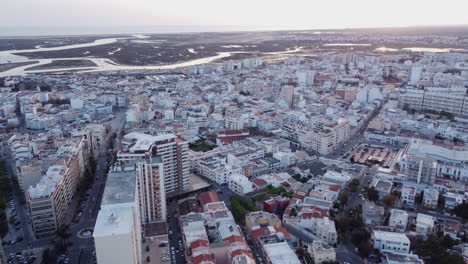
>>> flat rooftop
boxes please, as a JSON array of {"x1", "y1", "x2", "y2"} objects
[
  {"x1": 101, "y1": 162, "x2": 138, "y2": 205},
  {"x1": 263, "y1": 242, "x2": 301, "y2": 264},
  {"x1": 144, "y1": 222, "x2": 168, "y2": 237},
  {"x1": 94, "y1": 203, "x2": 134, "y2": 237},
  {"x1": 28, "y1": 165, "x2": 67, "y2": 199},
  {"x1": 124, "y1": 132, "x2": 176, "y2": 153}
]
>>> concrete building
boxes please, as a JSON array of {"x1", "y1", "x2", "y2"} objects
[
  {"x1": 382, "y1": 251, "x2": 424, "y2": 264},
  {"x1": 26, "y1": 137, "x2": 89, "y2": 238},
  {"x1": 388, "y1": 209, "x2": 408, "y2": 232},
  {"x1": 398, "y1": 87, "x2": 468, "y2": 116},
  {"x1": 136, "y1": 156, "x2": 166, "y2": 224},
  {"x1": 225, "y1": 116, "x2": 244, "y2": 130},
  {"x1": 409, "y1": 66, "x2": 423, "y2": 85},
  {"x1": 117, "y1": 132, "x2": 190, "y2": 193},
  {"x1": 86, "y1": 124, "x2": 106, "y2": 156},
  {"x1": 245, "y1": 211, "x2": 281, "y2": 232},
  {"x1": 444, "y1": 192, "x2": 464, "y2": 210},
  {"x1": 297, "y1": 71, "x2": 315, "y2": 87},
  {"x1": 280, "y1": 85, "x2": 295, "y2": 108},
  {"x1": 308, "y1": 240, "x2": 336, "y2": 264},
  {"x1": 394, "y1": 139, "x2": 468, "y2": 184},
  {"x1": 415, "y1": 213, "x2": 435, "y2": 236},
  {"x1": 16, "y1": 162, "x2": 43, "y2": 192},
  {"x1": 302, "y1": 118, "x2": 351, "y2": 155},
  {"x1": 401, "y1": 185, "x2": 417, "y2": 206},
  {"x1": 262, "y1": 241, "x2": 301, "y2": 264},
  {"x1": 423, "y1": 188, "x2": 439, "y2": 209},
  {"x1": 26, "y1": 165, "x2": 68, "y2": 238},
  {"x1": 362, "y1": 201, "x2": 385, "y2": 225},
  {"x1": 229, "y1": 173, "x2": 253, "y2": 195},
  {"x1": 371, "y1": 230, "x2": 410, "y2": 254},
  {"x1": 94, "y1": 162, "x2": 142, "y2": 264}
]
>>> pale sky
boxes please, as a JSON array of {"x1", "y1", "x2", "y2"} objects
[{"x1": 2, "y1": 0, "x2": 468, "y2": 30}]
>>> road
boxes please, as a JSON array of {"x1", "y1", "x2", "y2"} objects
[
  {"x1": 1, "y1": 143, "x2": 51, "y2": 263},
  {"x1": 167, "y1": 200, "x2": 186, "y2": 264},
  {"x1": 66, "y1": 110, "x2": 127, "y2": 264},
  {"x1": 1, "y1": 110, "x2": 126, "y2": 264}
]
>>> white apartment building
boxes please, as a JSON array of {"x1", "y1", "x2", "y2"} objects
[
  {"x1": 388, "y1": 209, "x2": 408, "y2": 232},
  {"x1": 302, "y1": 118, "x2": 351, "y2": 155},
  {"x1": 398, "y1": 87, "x2": 468, "y2": 116},
  {"x1": 308, "y1": 240, "x2": 336, "y2": 264},
  {"x1": 415, "y1": 213, "x2": 435, "y2": 236},
  {"x1": 229, "y1": 173, "x2": 253, "y2": 195},
  {"x1": 401, "y1": 186, "x2": 417, "y2": 206},
  {"x1": 117, "y1": 132, "x2": 190, "y2": 193},
  {"x1": 94, "y1": 163, "x2": 142, "y2": 264},
  {"x1": 280, "y1": 85, "x2": 295, "y2": 108},
  {"x1": 26, "y1": 137, "x2": 90, "y2": 238},
  {"x1": 397, "y1": 139, "x2": 468, "y2": 182},
  {"x1": 225, "y1": 116, "x2": 245, "y2": 130},
  {"x1": 423, "y1": 188, "x2": 439, "y2": 209},
  {"x1": 372, "y1": 231, "x2": 410, "y2": 254}
]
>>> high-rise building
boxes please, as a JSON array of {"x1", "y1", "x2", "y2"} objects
[
  {"x1": 117, "y1": 132, "x2": 190, "y2": 193},
  {"x1": 398, "y1": 87, "x2": 468, "y2": 117},
  {"x1": 297, "y1": 70, "x2": 315, "y2": 87},
  {"x1": 409, "y1": 66, "x2": 423, "y2": 85},
  {"x1": 394, "y1": 139, "x2": 465, "y2": 185},
  {"x1": 280, "y1": 85, "x2": 295, "y2": 108},
  {"x1": 94, "y1": 162, "x2": 142, "y2": 264},
  {"x1": 26, "y1": 137, "x2": 89, "y2": 238},
  {"x1": 136, "y1": 156, "x2": 166, "y2": 224},
  {"x1": 85, "y1": 124, "x2": 106, "y2": 157}
]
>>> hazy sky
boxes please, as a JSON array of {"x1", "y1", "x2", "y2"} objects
[{"x1": 2, "y1": 0, "x2": 468, "y2": 30}]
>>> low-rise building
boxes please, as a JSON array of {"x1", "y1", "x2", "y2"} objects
[
  {"x1": 388, "y1": 209, "x2": 408, "y2": 232},
  {"x1": 444, "y1": 192, "x2": 464, "y2": 210},
  {"x1": 382, "y1": 251, "x2": 424, "y2": 264},
  {"x1": 245, "y1": 211, "x2": 281, "y2": 232},
  {"x1": 308, "y1": 240, "x2": 336, "y2": 264},
  {"x1": 401, "y1": 186, "x2": 416, "y2": 206},
  {"x1": 362, "y1": 201, "x2": 385, "y2": 225},
  {"x1": 229, "y1": 173, "x2": 253, "y2": 195},
  {"x1": 371, "y1": 230, "x2": 410, "y2": 254},
  {"x1": 415, "y1": 213, "x2": 435, "y2": 236},
  {"x1": 423, "y1": 188, "x2": 439, "y2": 209},
  {"x1": 262, "y1": 241, "x2": 301, "y2": 264}
]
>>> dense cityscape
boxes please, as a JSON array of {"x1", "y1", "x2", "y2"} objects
[{"x1": 0, "y1": 28, "x2": 468, "y2": 264}]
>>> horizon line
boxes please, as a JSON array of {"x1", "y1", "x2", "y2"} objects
[{"x1": 1, "y1": 23, "x2": 468, "y2": 38}]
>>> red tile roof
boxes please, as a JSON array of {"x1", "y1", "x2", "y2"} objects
[
  {"x1": 230, "y1": 248, "x2": 254, "y2": 259},
  {"x1": 192, "y1": 253, "x2": 215, "y2": 264},
  {"x1": 250, "y1": 226, "x2": 292, "y2": 243},
  {"x1": 223, "y1": 235, "x2": 245, "y2": 245},
  {"x1": 199, "y1": 190, "x2": 220, "y2": 207},
  {"x1": 190, "y1": 239, "x2": 209, "y2": 250},
  {"x1": 218, "y1": 130, "x2": 249, "y2": 135},
  {"x1": 251, "y1": 179, "x2": 268, "y2": 188}
]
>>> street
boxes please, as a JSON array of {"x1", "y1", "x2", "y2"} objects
[{"x1": 1, "y1": 111, "x2": 126, "y2": 264}]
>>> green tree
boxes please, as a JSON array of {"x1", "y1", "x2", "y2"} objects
[
  {"x1": 367, "y1": 187, "x2": 379, "y2": 202},
  {"x1": 453, "y1": 202, "x2": 468, "y2": 220},
  {"x1": 383, "y1": 194, "x2": 396, "y2": 208},
  {"x1": 349, "y1": 179, "x2": 360, "y2": 193},
  {"x1": 339, "y1": 190, "x2": 349, "y2": 207}
]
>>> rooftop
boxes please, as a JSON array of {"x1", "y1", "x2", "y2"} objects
[
  {"x1": 94, "y1": 203, "x2": 134, "y2": 237},
  {"x1": 28, "y1": 164, "x2": 66, "y2": 199},
  {"x1": 101, "y1": 162, "x2": 138, "y2": 205},
  {"x1": 262, "y1": 241, "x2": 301, "y2": 264}
]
